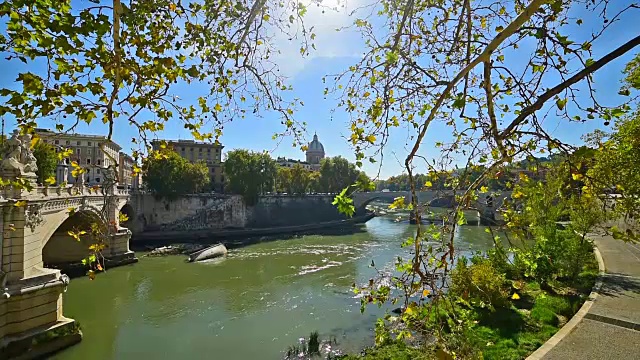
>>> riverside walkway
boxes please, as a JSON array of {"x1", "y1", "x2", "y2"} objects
[{"x1": 528, "y1": 234, "x2": 640, "y2": 359}]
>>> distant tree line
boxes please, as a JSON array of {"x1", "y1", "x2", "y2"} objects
[
  {"x1": 224, "y1": 149, "x2": 373, "y2": 205},
  {"x1": 375, "y1": 156, "x2": 564, "y2": 192}
]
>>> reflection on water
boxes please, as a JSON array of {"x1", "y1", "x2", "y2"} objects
[{"x1": 55, "y1": 212, "x2": 495, "y2": 360}]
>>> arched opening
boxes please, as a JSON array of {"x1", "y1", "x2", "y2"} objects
[
  {"x1": 119, "y1": 203, "x2": 134, "y2": 228},
  {"x1": 43, "y1": 210, "x2": 106, "y2": 268}
]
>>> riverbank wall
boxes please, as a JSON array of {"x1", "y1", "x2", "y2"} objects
[{"x1": 129, "y1": 193, "x2": 352, "y2": 242}]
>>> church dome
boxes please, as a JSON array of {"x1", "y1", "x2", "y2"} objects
[{"x1": 307, "y1": 134, "x2": 324, "y2": 153}]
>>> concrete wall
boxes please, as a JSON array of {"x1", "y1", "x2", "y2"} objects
[
  {"x1": 131, "y1": 194, "x2": 246, "y2": 232},
  {"x1": 245, "y1": 195, "x2": 345, "y2": 228},
  {"x1": 130, "y1": 194, "x2": 347, "y2": 232}
]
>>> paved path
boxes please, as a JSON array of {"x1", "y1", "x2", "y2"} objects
[{"x1": 532, "y1": 234, "x2": 640, "y2": 359}]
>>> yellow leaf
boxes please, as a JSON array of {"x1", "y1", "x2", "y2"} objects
[
  {"x1": 480, "y1": 186, "x2": 488, "y2": 193},
  {"x1": 511, "y1": 293, "x2": 520, "y2": 300},
  {"x1": 169, "y1": 2, "x2": 176, "y2": 11},
  {"x1": 363, "y1": 91, "x2": 371, "y2": 98},
  {"x1": 571, "y1": 173, "x2": 583, "y2": 181},
  {"x1": 512, "y1": 190, "x2": 524, "y2": 199},
  {"x1": 404, "y1": 306, "x2": 415, "y2": 316},
  {"x1": 481, "y1": 17, "x2": 487, "y2": 29},
  {"x1": 45, "y1": 176, "x2": 56, "y2": 185},
  {"x1": 422, "y1": 289, "x2": 430, "y2": 297},
  {"x1": 214, "y1": 103, "x2": 222, "y2": 112},
  {"x1": 30, "y1": 136, "x2": 39, "y2": 149},
  {"x1": 262, "y1": 14, "x2": 270, "y2": 21},
  {"x1": 365, "y1": 134, "x2": 376, "y2": 144},
  {"x1": 425, "y1": 181, "x2": 433, "y2": 188},
  {"x1": 14, "y1": 200, "x2": 27, "y2": 207},
  {"x1": 88, "y1": 270, "x2": 96, "y2": 280}
]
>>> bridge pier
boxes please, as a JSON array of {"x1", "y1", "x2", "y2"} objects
[{"x1": 0, "y1": 185, "x2": 135, "y2": 356}]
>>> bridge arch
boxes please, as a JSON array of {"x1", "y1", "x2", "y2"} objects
[
  {"x1": 119, "y1": 202, "x2": 135, "y2": 228},
  {"x1": 42, "y1": 207, "x2": 107, "y2": 267}
]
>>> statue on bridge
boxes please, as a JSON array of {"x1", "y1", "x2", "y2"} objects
[{"x1": 1, "y1": 131, "x2": 38, "y2": 180}]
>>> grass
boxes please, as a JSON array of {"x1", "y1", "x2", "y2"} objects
[{"x1": 338, "y1": 343, "x2": 433, "y2": 360}]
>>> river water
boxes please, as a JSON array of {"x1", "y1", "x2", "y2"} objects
[{"x1": 55, "y1": 210, "x2": 496, "y2": 360}]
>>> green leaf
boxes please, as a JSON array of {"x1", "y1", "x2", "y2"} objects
[{"x1": 556, "y1": 98, "x2": 567, "y2": 111}]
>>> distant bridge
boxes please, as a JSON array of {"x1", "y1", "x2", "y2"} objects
[{"x1": 353, "y1": 190, "x2": 512, "y2": 214}]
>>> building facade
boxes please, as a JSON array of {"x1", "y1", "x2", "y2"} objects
[
  {"x1": 118, "y1": 152, "x2": 135, "y2": 188},
  {"x1": 276, "y1": 157, "x2": 313, "y2": 171},
  {"x1": 275, "y1": 133, "x2": 326, "y2": 172},
  {"x1": 35, "y1": 129, "x2": 123, "y2": 186},
  {"x1": 305, "y1": 133, "x2": 325, "y2": 170},
  {"x1": 151, "y1": 139, "x2": 224, "y2": 192}
]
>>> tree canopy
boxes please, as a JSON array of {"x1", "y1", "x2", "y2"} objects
[
  {"x1": 276, "y1": 164, "x2": 316, "y2": 195},
  {"x1": 224, "y1": 149, "x2": 278, "y2": 205},
  {"x1": 318, "y1": 156, "x2": 365, "y2": 193},
  {"x1": 32, "y1": 140, "x2": 58, "y2": 185},
  {"x1": 142, "y1": 150, "x2": 210, "y2": 198}
]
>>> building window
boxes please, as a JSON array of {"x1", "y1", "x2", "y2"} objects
[
  {"x1": 77, "y1": 141, "x2": 81, "y2": 146},
  {"x1": 96, "y1": 178, "x2": 100, "y2": 183},
  {"x1": 88, "y1": 142, "x2": 92, "y2": 146},
  {"x1": 199, "y1": 148, "x2": 202, "y2": 152},
  {"x1": 55, "y1": 140, "x2": 59, "y2": 145},
  {"x1": 181, "y1": 147, "x2": 185, "y2": 151},
  {"x1": 88, "y1": 149, "x2": 92, "y2": 155},
  {"x1": 207, "y1": 148, "x2": 211, "y2": 153},
  {"x1": 76, "y1": 148, "x2": 80, "y2": 155},
  {"x1": 97, "y1": 169, "x2": 100, "y2": 174},
  {"x1": 97, "y1": 159, "x2": 101, "y2": 165},
  {"x1": 66, "y1": 140, "x2": 70, "y2": 145},
  {"x1": 86, "y1": 159, "x2": 91, "y2": 164}
]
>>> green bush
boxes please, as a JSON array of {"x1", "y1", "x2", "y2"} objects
[
  {"x1": 534, "y1": 295, "x2": 572, "y2": 317},
  {"x1": 514, "y1": 229, "x2": 593, "y2": 285},
  {"x1": 530, "y1": 307, "x2": 558, "y2": 326},
  {"x1": 451, "y1": 258, "x2": 510, "y2": 309}
]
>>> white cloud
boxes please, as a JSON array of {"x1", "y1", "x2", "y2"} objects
[{"x1": 268, "y1": 0, "x2": 366, "y2": 77}]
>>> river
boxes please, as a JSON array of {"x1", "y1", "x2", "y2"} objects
[{"x1": 54, "y1": 210, "x2": 497, "y2": 360}]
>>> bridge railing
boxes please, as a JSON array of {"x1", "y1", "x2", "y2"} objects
[{"x1": 0, "y1": 183, "x2": 133, "y2": 203}]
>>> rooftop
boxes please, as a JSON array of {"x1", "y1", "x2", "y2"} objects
[
  {"x1": 152, "y1": 139, "x2": 224, "y2": 148},
  {"x1": 35, "y1": 129, "x2": 122, "y2": 150}
]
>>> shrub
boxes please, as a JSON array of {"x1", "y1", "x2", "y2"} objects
[
  {"x1": 514, "y1": 229, "x2": 593, "y2": 285},
  {"x1": 451, "y1": 258, "x2": 510, "y2": 309},
  {"x1": 530, "y1": 307, "x2": 558, "y2": 326},
  {"x1": 534, "y1": 295, "x2": 572, "y2": 317}
]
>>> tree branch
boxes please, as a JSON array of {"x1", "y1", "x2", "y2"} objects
[{"x1": 499, "y1": 33, "x2": 640, "y2": 138}]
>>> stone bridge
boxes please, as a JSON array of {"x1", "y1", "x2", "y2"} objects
[
  {"x1": 0, "y1": 132, "x2": 136, "y2": 355},
  {"x1": 353, "y1": 190, "x2": 512, "y2": 215}
]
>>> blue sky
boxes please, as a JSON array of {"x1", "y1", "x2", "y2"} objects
[{"x1": 1, "y1": 0, "x2": 639, "y2": 179}]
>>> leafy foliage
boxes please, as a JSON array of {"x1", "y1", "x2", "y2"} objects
[
  {"x1": 451, "y1": 258, "x2": 510, "y2": 310},
  {"x1": 276, "y1": 164, "x2": 316, "y2": 195},
  {"x1": 318, "y1": 156, "x2": 364, "y2": 193},
  {"x1": 32, "y1": 139, "x2": 58, "y2": 185},
  {"x1": 142, "y1": 150, "x2": 210, "y2": 198},
  {"x1": 0, "y1": 0, "x2": 312, "y2": 148},
  {"x1": 223, "y1": 149, "x2": 277, "y2": 205},
  {"x1": 587, "y1": 113, "x2": 640, "y2": 241}
]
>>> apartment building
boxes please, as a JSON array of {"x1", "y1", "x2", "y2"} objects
[
  {"x1": 118, "y1": 152, "x2": 135, "y2": 188},
  {"x1": 151, "y1": 139, "x2": 224, "y2": 192},
  {"x1": 35, "y1": 129, "x2": 123, "y2": 186},
  {"x1": 276, "y1": 157, "x2": 313, "y2": 171}
]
